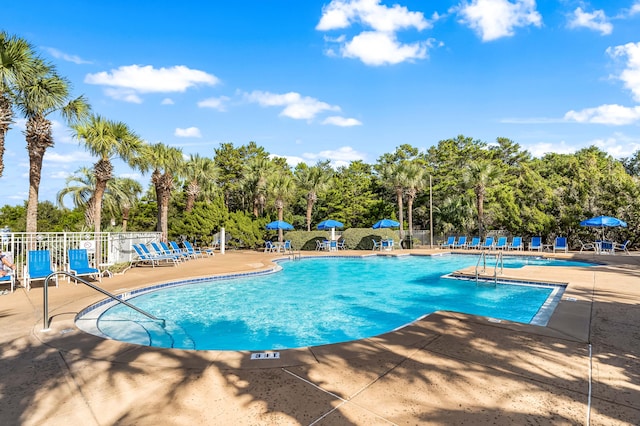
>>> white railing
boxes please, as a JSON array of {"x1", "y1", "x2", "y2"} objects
[{"x1": 1, "y1": 231, "x2": 162, "y2": 282}]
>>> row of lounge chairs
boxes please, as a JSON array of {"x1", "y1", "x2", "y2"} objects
[
  {"x1": 132, "y1": 240, "x2": 213, "y2": 267},
  {"x1": 440, "y1": 236, "x2": 569, "y2": 252},
  {"x1": 0, "y1": 240, "x2": 215, "y2": 293}
]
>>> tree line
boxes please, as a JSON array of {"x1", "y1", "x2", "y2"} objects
[{"x1": 2, "y1": 32, "x2": 639, "y2": 249}]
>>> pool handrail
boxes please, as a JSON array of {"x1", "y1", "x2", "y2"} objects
[{"x1": 41, "y1": 271, "x2": 165, "y2": 331}]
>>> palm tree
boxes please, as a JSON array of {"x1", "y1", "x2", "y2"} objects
[
  {"x1": 56, "y1": 166, "x2": 95, "y2": 225},
  {"x1": 71, "y1": 115, "x2": 143, "y2": 233},
  {"x1": 380, "y1": 162, "x2": 407, "y2": 237},
  {"x1": 403, "y1": 162, "x2": 426, "y2": 238},
  {"x1": 14, "y1": 60, "x2": 90, "y2": 232},
  {"x1": 57, "y1": 168, "x2": 143, "y2": 231},
  {"x1": 108, "y1": 177, "x2": 142, "y2": 231},
  {"x1": 184, "y1": 154, "x2": 217, "y2": 212},
  {"x1": 294, "y1": 161, "x2": 333, "y2": 231},
  {"x1": 463, "y1": 160, "x2": 501, "y2": 237},
  {"x1": 0, "y1": 31, "x2": 37, "y2": 178},
  {"x1": 138, "y1": 142, "x2": 184, "y2": 241},
  {"x1": 241, "y1": 156, "x2": 275, "y2": 217},
  {"x1": 267, "y1": 171, "x2": 295, "y2": 242}
]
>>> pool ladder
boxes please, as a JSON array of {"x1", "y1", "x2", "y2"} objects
[
  {"x1": 475, "y1": 250, "x2": 504, "y2": 285},
  {"x1": 288, "y1": 250, "x2": 302, "y2": 261}
]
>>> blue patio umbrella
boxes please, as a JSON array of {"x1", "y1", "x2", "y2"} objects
[
  {"x1": 317, "y1": 219, "x2": 344, "y2": 240},
  {"x1": 317, "y1": 219, "x2": 344, "y2": 230},
  {"x1": 372, "y1": 219, "x2": 400, "y2": 229},
  {"x1": 265, "y1": 220, "x2": 294, "y2": 230},
  {"x1": 580, "y1": 215, "x2": 627, "y2": 240}
]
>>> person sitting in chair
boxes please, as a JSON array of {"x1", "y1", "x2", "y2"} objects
[{"x1": 0, "y1": 250, "x2": 15, "y2": 276}]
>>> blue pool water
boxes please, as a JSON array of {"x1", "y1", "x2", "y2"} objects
[{"x1": 86, "y1": 255, "x2": 592, "y2": 351}]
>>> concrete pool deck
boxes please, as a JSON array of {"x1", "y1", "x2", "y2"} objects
[{"x1": 0, "y1": 249, "x2": 638, "y2": 425}]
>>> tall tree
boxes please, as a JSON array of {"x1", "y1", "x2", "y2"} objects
[
  {"x1": 57, "y1": 168, "x2": 142, "y2": 231},
  {"x1": 267, "y1": 171, "x2": 295, "y2": 242},
  {"x1": 72, "y1": 115, "x2": 143, "y2": 233},
  {"x1": 140, "y1": 143, "x2": 184, "y2": 241},
  {"x1": 15, "y1": 60, "x2": 90, "y2": 232},
  {"x1": 106, "y1": 177, "x2": 142, "y2": 231},
  {"x1": 183, "y1": 154, "x2": 217, "y2": 213},
  {"x1": 379, "y1": 162, "x2": 407, "y2": 236},
  {"x1": 463, "y1": 160, "x2": 501, "y2": 237},
  {"x1": 241, "y1": 156, "x2": 275, "y2": 217},
  {"x1": 0, "y1": 31, "x2": 37, "y2": 178},
  {"x1": 294, "y1": 160, "x2": 333, "y2": 231},
  {"x1": 403, "y1": 161, "x2": 426, "y2": 237}
]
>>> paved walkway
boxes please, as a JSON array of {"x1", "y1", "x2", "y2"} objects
[{"x1": 0, "y1": 249, "x2": 638, "y2": 425}]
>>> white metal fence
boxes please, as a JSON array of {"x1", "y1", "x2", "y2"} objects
[{"x1": 1, "y1": 231, "x2": 162, "y2": 281}]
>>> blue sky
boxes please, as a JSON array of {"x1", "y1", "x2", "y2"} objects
[{"x1": 2, "y1": 0, "x2": 640, "y2": 206}]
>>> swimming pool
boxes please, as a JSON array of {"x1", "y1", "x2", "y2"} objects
[{"x1": 77, "y1": 254, "x2": 593, "y2": 351}]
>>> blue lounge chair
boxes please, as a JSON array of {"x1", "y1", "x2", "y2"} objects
[
  {"x1": 467, "y1": 237, "x2": 481, "y2": 249},
  {"x1": 372, "y1": 239, "x2": 381, "y2": 251},
  {"x1": 381, "y1": 239, "x2": 393, "y2": 251},
  {"x1": 161, "y1": 241, "x2": 188, "y2": 260},
  {"x1": 453, "y1": 236, "x2": 467, "y2": 249},
  {"x1": 264, "y1": 241, "x2": 277, "y2": 253},
  {"x1": 613, "y1": 240, "x2": 630, "y2": 255},
  {"x1": 508, "y1": 237, "x2": 523, "y2": 251},
  {"x1": 337, "y1": 239, "x2": 347, "y2": 250},
  {"x1": 68, "y1": 249, "x2": 101, "y2": 283},
  {"x1": 25, "y1": 249, "x2": 57, "y2": 291},
  {"x1": 150, "y1": 242, "x2": 182, "y2": 263},
  {"x1": 440, "y1": 236, "x2": 456, "y2": 249},
  {"x1": 553, "y1": 237, "x2": 568, "y2": 253},
  {"x1": 529, "y1": 237, "x2": 542, "y2": 251},
  {"x1": 183, "y1": 241, "x2": 205, "y2": 258},
  {"x1": 282, "y1": 240, "x2": 293, "y2": 253},
  {"x1": 481, "y1": 237, "x2": 494, "y2": 249},
  {"x1": 495, "y1": 237, "x2": 508, "y2": 250},
  {"x1": 134, "y1": 244, "x2": 178, "y2": 267},
  {"x1": 168, "y1": 241, "x2": 190, "y2": 260}
]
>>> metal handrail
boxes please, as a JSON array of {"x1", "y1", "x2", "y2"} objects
[
  {"x1": 42, "y1": 271, "x2": 165, "y2": 330},
  {"x1": 475, "y1": 251, "x2": 487, "y2": 282},
  {"x1": 493, "y1": 251, "x2": 504, "y2": 284},
  {"x1": 476, "y1": 250, "x2": 503, "y2": 285}
]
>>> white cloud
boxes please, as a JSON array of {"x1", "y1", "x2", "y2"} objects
[
  {"x1": 567, "y1": 7, "x2": 612, "y2": 35},
  {"x1": 457, "y1": 0, "x2": 542, "y2": 42},
  {"x1": 322, "y1": 116, "x2": 363, "y2": 126},
  {"x1": 631, "y1": 1, "x2": 640, "y2": 16},
  {"x1": 43, "y1": 47, "x2": 92, "y2": 64},
  {"x1": 591, "y1": 134, "x2": 640, "y2": 158},
  {"x1": 85, "y1": 65, "x2": 219, "y2": 102},
  {"x1": 527, "y1": 141, "x2": 576, "y2": 157},
  {"x1": 564, "y1": 104, "x2": 640, "y2": 125},
  {"x1": 244, "y1": 91, "x2": 340, "y2": 120},
  {"x1": 302, "y1": 146, "x2": 367, "y2": 167},
  {"x1": 342, "y1": 31, "x2": 431, "y2": 65},
  {"x1": 49, "y1": 170, "x2": 72, "y2": 179},
  {"x1": 317, "y1": 0, "x2": 434, "y2": 66},
  {"x1": 104, "y1": 88, "x2": 143, "y2": 104},
  {"x1": 607, "y1": 42, "x2": 640, "y2": 102},
  {"x1": 174, "y1": 127, "x2": 202, "y2": 138},
  {"x1": 45, "y1": 151, "x2": 94, "y2": 163},
  {"x1": 161, "y1": 98, "x2": 174, "y2": 105},
  {"x1": 270, "y1": 154, "x2": 306, "y2": 167},
  {"x1": 197, "y1": 96, "x2": 230, "y2": 111},
  {"x1": 317, "y1": 0, "x2": 430, "y2": 32}
]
